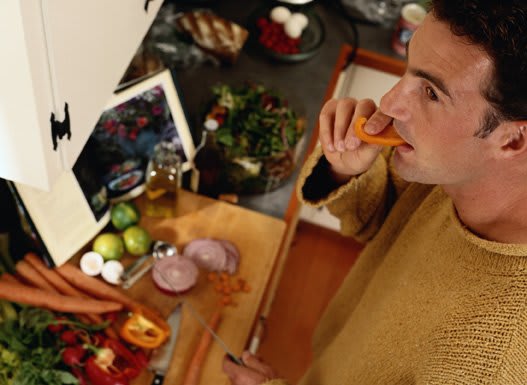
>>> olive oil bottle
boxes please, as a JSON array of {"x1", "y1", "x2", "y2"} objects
[{"x1": 145, "y1": 141, "x2": 182, "y2": 217}]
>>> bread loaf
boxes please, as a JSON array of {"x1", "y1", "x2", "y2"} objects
[{"x1": 176, "y1": 11, "x2": 249, "y2": 64}]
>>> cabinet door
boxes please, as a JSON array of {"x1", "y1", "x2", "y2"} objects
[
  {"x1": 0, "y1": 0, "x2": 161, "y2": 190},
  {"x1": 0, "y1": 0, "x2": 63, "y2": 190},
  {"x1": 42, "y1": 0, "x2": 162, "y2": 170}
]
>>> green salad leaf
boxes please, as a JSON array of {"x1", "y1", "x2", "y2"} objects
[
  {"x1": 0, "y1": 305, "x2": 79, "y2": 385},
  {"x1": 209, "y1": 83, "x2": 305, "y2": 159}
]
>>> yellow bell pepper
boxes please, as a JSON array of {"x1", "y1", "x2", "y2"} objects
[{"x1": 120, "y1": 312, "x2": 170, "y2": 349}]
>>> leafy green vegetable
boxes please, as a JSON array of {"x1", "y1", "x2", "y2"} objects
[
  {"x1": 0, "y1": 346, "x2": 20, "y2": 385},
  {"x1": 0, "y1": 305, "x2": 87, "y2": 385},
  {"x1": 209, "y1": 83, "x2": 305, "y2": 159}
]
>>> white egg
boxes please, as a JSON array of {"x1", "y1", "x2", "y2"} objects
[
  {"x1": 270, "y1": 6, "x2": 291, "y2": 24},
  {"x1": 290, "y1": 13, "x2": 309, "y2": 30},
  {"x1": 284, "y1": 18, "x2": 303, "y2": 39}
]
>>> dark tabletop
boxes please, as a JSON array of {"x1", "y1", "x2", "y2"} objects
[{"x1": 172, "y1": 0, "x2": 402, "y2": 218}]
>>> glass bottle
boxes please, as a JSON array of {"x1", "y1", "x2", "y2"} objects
[
  {"x1": 191, "y1": 119, "x2": 224, "y2": 198},
  {"x1": 145, "y1": 141, "x2": 182, "y2": 217}
]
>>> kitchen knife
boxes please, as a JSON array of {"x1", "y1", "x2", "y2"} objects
[
  {"x1": 153, "y1": 265, "x2": 245, "y2": 366},
  {"x1": 148, "y1": 303, "x2": 183, "y2": 385}
]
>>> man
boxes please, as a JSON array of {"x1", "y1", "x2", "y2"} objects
[{"x1": 224, "y1": 1, "x2": 527, "y2": 384}]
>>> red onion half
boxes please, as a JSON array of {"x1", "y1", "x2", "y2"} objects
[
  {"x1": 152, "y1": 255, "x2": 199, "y2": 294},
  {"x1": 184, "y1": 238, "x2": 240, "y2": 274}
]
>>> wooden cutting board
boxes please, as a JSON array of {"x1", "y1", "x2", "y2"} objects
[{"x1": 127, "y1": 189, "x2": 286, "y2": 385}]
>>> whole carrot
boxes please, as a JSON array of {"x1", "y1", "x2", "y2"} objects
[
  {"x1": 0, "y1": 272, "x2": 22, "y2": 284},
  {"x1": 15, "y1": 260, "x2": 58, "y2": 293},
  {"x1": 57, "y1": 263, "x2": 169, "y2": 338},
  {"x1": 0, "y1": 280, "x2": 122, "y2": 314},
  {"x1": 25, "y1": 253, "x2": 85, "y2": 296},
  {"x1": 182, "y1": 309, "x2": 222, "y2": 385},
  {"x1": 24, "y1": 253, "x2": 118, "y2": 339},
  {"x1": 56, "y1": 263, "x2": 139, "y2": 309}
]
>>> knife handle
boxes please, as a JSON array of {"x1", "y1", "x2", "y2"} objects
[
  {"x1": 227, "y1": 353, "x2": 245, "y2": 367},
  {"x1": 152, "y1": 374, "x2": 165, "y2": 385}
]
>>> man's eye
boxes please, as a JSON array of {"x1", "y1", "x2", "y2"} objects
[{"x1": 426, "y1": 86, "x2": 438, "y2": 101}]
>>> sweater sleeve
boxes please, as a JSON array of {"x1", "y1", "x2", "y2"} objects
[
  {"x1": 491, "y1": 308, "x2": 527, "y2": 383},
  {"x1": 297, "y1": 145, "x2": 403, "y2": 243}
]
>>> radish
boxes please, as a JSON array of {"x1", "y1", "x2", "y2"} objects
[{"x1": 79, "y1": 252, "x2": 104, "y2": 276}]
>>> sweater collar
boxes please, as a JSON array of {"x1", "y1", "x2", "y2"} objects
[{"x1": 449, "y1": 200, "x2": 527, "y2": 257}]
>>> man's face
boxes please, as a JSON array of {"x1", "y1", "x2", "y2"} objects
[{"x1": 380, "y1": 13, "x2": 495, "y2": 187}]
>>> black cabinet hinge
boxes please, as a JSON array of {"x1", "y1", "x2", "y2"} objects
[
  {"x1": 50, "y1": 102, "x2": 71, "y2": 151},
  {"x1": 144, "y1": 0, "x2": 154, "y2": 12}
]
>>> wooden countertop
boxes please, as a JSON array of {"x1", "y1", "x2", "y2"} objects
[{"x1": 126, "y1": 189, "x2": 286, "y2": 385}]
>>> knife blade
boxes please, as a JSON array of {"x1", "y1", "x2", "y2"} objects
[
  {"x1": 153, "y1": 265, "x2": 245, "y2": 366},
  {"x1": 148, "y1": 303, "x2": 182, "y2": 385}
]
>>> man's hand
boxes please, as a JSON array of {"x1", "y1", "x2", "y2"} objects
[
  {"x1": 318, "y1": 98, "x2": 391, "y2": 182},
  {"x1": 223, "y1": 351, "x2": 278, "y2": 385}
]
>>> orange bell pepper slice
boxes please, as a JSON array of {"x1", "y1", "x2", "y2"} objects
[
  {"x1": 120, "y1": 312, "x2": 170, "y2": 349},
  {"x1": 354, "y1": 117, "x2": 406, "y2": 146}
]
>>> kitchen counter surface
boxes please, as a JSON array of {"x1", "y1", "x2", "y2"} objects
[{"x1": 172, "y1": 0, "x2": 403, "y2": 218}]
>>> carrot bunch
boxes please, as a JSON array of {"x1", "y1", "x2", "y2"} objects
[{"x1": 0, "y1": 252, "x2": 162, "y2": 338}]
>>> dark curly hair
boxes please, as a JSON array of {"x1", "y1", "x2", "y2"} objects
[{"x1": 430, "y1": 0, "x2": 527, "y2": 138}]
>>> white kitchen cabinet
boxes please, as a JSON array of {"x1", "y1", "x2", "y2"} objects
[{"x1": 0, "y1": 0, "x2": 162, "y2": 190}]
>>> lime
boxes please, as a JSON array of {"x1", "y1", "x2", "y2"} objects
[
  {"x1": 123, "y1": 226, "x2": 152, "y2": 256},
  {"x1": 93, "y1": 233, "x2": 125, "y2": 261},
  {"x1": 111, "y1": 201, "x2": 140, "y2": 231}
]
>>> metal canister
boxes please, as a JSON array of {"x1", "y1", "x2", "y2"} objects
[{"x1": 391, "y1": 3, "x2": 427, "y2": 56}]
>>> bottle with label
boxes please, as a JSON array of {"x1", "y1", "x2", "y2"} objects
[
  {"x1": 145, "y1": 141, "x2": 182, "y2": 217},
  {"x1": 191, "y1": 119, "x2": 224, "y2": 198}
]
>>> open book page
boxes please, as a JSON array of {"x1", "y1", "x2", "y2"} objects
[{"x1": 14, "y1": 171, "x2": 110, "y2": 266}]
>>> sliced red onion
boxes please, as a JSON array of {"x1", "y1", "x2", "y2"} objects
[
  {"x1": 217, "y1": 239, "x2": 240, "y2": 274},
  {"x1": 183, "y1": 238, "x2": 227, "y2": 272},
  {"x1": 152, "y1": 255, "x2": 199, "y2": 294}
]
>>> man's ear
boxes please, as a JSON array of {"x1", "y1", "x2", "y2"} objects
[{"x1": 497, "y1": 123, "x2": 527, "y2": 158}]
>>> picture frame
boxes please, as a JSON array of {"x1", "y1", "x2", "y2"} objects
[{"x1": 87, "y1": 69, "x2": 195, "y2": 202}]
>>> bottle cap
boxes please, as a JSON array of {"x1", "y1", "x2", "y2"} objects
[{"x1": 204, "y1": 119, "x2": 219, "y2": 131}]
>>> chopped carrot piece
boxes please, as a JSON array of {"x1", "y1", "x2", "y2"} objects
[
  {"x1": 242, "y1": 283, "x2": 251, "y2": 292},
  {"x1": 221, "y1": 295, "x2": 232, "y2": 306},
  {"x1": 207, "y1": 272, "x2": 218, "y2": 282}
]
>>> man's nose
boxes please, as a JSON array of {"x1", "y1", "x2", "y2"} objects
[{"x1": 379, "y1": 80, "x2": 410, "y2": 122}]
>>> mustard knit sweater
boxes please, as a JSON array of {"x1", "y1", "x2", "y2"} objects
[{"x1": 264, "y1": 146, "x2": 527, "y2": 385}]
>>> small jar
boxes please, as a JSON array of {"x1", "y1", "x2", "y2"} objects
[{"x1": 145, "y1": 141, "x2": 182, "y2": 217}]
